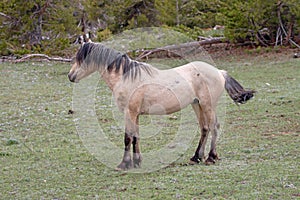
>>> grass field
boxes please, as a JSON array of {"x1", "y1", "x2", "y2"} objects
[{"x1": 0, "y1": 50, "x2": 299, "y2": 199}]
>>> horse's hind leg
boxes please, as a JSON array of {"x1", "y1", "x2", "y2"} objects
[
  {"x1": 190, "y1": 103, "x2": 210, "y2": 164},
  {"x1": 205, "y1": 116, "x2": 220, "y2": 165}
]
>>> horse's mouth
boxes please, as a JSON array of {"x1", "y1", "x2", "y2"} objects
[
  {"x1": 71, "y1": 79, "x2": 79, "y2": 83},
  {"x1": 68, "y1": 73, "x2": 78, "y2": 83}
]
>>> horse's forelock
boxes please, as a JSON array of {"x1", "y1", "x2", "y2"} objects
[{"x1": 76, "y1": 42, "x2": 95, "y2": 65}]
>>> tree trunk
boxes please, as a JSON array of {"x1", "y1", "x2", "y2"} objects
[
  {"x1": 176, "y1": 0, "x2": 180, "y2": 26},
  {"x1": 30, "y1": 13, "x2": 43, "y2": 46},
  {"x1": 30, "y1": 0, "x2": 51, "y2": 46}
]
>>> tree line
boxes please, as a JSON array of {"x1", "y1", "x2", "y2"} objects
[{"x1": 0, "y1": 0, "x2": 299, "y2": 56}]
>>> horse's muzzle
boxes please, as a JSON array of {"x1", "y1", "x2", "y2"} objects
[{"x1": 68, "y1": 72, "x2": 76, "y2": 82}]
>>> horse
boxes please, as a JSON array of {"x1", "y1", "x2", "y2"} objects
[{"x1": 68, "y1": 42, "x2": 255, "y2": 170}]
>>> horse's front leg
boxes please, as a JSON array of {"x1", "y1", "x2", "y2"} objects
[
  {"x1": 116, "y1": 111, "x2": 141, "y2": 170},
  {"x1": 131, "y1": 114, "x2": 142, "y2": 168},
  {"x1": 132, "y1": 135, "x2": 142, "y2": 168},
  {"x1": 116, "y1": 132, "x2": 133, "y2": 170}
]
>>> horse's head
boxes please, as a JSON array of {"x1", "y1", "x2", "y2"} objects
[{"x1": 68, "y1": 42, "x2": 97, "y2": 83}]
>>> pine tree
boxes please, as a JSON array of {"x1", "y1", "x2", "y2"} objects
[
  {"x1": 155, "y1": 0, "x2": 180, "y2": 26},
  {"x1": 0, "y1": 0, "x2": 80, "y2": 55},
  {"x1": 221, "y1": 0, "x2": 300, "y2": 46}
]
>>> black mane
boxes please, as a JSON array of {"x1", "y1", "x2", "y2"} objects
[
  {"x1": 75, "y1": 42, "x2": 153, "y2": 80},
  {"x1": 107, "y1": 54, "x2": 153, "y2": 80},
  {"x1": 76, "y1": 42, "x2": 95, "y2": 65}
]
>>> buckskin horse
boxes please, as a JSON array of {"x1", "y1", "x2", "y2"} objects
[{"x1": 68, "y1": 42, "x2": 255, "y2": 170}]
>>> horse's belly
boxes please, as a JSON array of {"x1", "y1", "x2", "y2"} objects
[{"x1": 140, "y1": 84, "x2": 194, "y2": 115}]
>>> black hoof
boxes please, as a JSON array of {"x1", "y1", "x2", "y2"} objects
[
  {"x1": 189, "y1": 156, "x2": 201, "y2": 165},
  {"x1": 205, "y1": 157, "x2": 216, "y2": 165}
]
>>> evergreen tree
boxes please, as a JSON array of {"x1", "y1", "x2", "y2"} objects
[
  {"x1": 179, "y1": 0, "x2": 223, "y2": 28},
  {"x1": 0, "y1": 0, "x2": 80, "y2": 55},
  {"x1": 155, "y1": 0, "x2": 180, "y2": 26},
  {"x1": 221, "y1": 0, "x2": 300, "y2": 46}
]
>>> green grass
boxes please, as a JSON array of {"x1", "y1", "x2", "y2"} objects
[{"x1": 0, "y1": 54, "x2": 299, "y2": 199}]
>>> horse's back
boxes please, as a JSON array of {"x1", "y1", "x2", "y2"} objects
[{"x1": 173, "y1": 61, "x2": 225, "y2": 106}]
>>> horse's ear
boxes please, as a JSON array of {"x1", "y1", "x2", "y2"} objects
[
  {"x1": 75, "y1": 35, "x2": 84, "y2": 45},
  {"x1": 83, "y1": 32, "x2": 92, "y2": 43},
  {"x1": 75, "y1": 33, "x2": 92, "y2": 47}
]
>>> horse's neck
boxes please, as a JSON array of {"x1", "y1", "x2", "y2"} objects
[{"x1": 100, "y1": 68, "x2": 122, "y2": 91}]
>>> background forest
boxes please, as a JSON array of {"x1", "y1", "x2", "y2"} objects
[{"x1": 0, "y1": 0, "x2": 299, "y2": 56}]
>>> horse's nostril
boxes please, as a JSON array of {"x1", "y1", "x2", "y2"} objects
[{"x1": 68, "y1": 73, "x2": 75, "y2": 82}]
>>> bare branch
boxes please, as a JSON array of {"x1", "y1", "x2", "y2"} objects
[
  {"x1": 0, "y1": 12, "x2": 12, "y2": 19},
  {"x1": 277, "y1": 3, "x2": 300, "y2": 49},
  {"x1": 8, "y1": 54, "x2": 72, "y2": 63}
]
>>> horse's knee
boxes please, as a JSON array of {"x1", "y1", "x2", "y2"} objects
[{"x1": 202, "y1": 125, "x2": 209, "y2": 133}]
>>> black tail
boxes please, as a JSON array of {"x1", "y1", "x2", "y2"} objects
[{"x1": 221, "y1": 70, "x2": 255, "y2": 104}]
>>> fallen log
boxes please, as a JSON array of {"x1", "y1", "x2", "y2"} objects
[
  {"x1": 1, "y1": 54, "x2": 73, "y2": 63},
  {"x1": 136, "y1": 37, "x2": 227, "y2": 60},
  {"x1": 12, "y1": 54, "x2": 72, "y2": 63}
]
